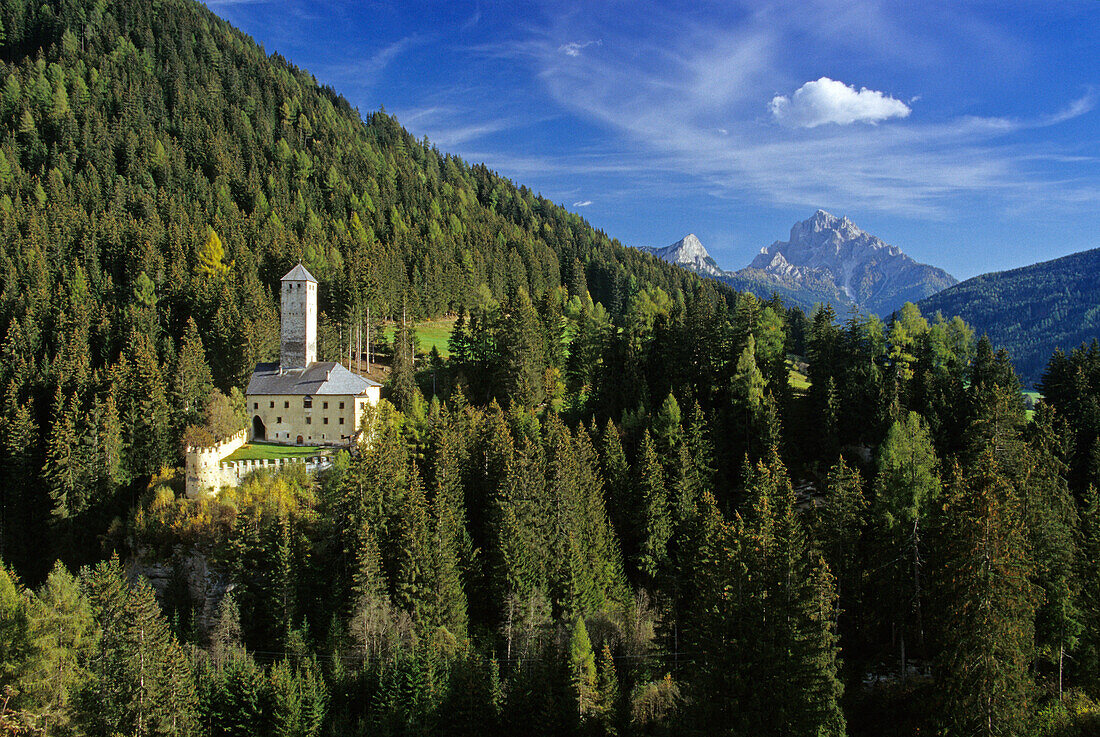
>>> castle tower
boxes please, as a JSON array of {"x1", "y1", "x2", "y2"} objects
[{"x1": 280, "y1": 263, "x2": 318, "y2": 369}]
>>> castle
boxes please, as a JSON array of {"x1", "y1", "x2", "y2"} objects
[
  {"x1": 185, "y1": 263, "x2": 381, "y2": 497},
  {"x1": 245, "y1": 263, "x2": 381, "y2": 445}
]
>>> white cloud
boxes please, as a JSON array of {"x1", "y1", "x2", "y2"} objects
[
  {"x1": 573, "y1": 200, "x2": 593, "y2": 207},
  {"x1": 769, "y1": 77, "x2": 911, "y2": 128},
  {"x1": 559, "y1": 40, "x2": 600, "y2": 57}
]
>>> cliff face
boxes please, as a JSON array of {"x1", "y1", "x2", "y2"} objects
[{"x1": 745, "y1": 210, "x2": 957, "y2": 315}]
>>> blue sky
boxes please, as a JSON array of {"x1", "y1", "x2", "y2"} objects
[{"x1": 205, "y1": 0, "x2": 1100, "y2": 280}]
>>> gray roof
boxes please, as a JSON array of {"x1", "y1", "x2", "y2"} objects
[
  {"x1": 246, "y1": 361, "x2": 380, "y2": 396},
  {"x1": 281, "y1": 263, "x2": 318, "y2": 283}
]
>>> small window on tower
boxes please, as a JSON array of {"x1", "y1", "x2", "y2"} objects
[
  {"x1": 339, "y1": 417, "x2": 345, "y2": 425},
  {"x1": 339, "y1": 401, "x2": 345, "y2": 410},
  {"x1": 323, "y1": 417, "x2": 329, "y2": 425},
  {"x1": 277, "y1": 417, "x2": 282, "y2": 424},
  {"x1": 306, "y1": 417, "x2": 311, "y2": 425},
  {"x1": 270, "y1": 401, "x2": 275, "y2": 408},
  {"x1": 323, "y1": 402, "x2": 329, "y2": 410},
  {"x1": 304, "y1": 397, "x2": 312, "y2": 409},
  {"x1": 284, "y1": 401, "x2": 289, "y2": 409},
  {"x1": 253, "y1": 403, "x2": 258, "y2": 410}
]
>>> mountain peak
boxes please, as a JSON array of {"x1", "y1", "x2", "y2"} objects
[
  {"x1": 743, "y1": 211, "x2": 957, "y2": 314},
  {"x1": 639, "y1": 234, "x2": 724, "y2": 277}
]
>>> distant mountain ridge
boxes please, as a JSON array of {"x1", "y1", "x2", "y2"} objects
[
  {"x1": 917, "y1": 247, "x2": 1100, "y2": 384},
  {"x1": 638, "y1": 211, "x2": 957, "y2": 315},
  {"x1": 639, "y1": 234, "x2": 726, "y2": 277}
]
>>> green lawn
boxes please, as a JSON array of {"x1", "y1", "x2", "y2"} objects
[
  {"x1": 383, "y1": 317, "x2": 457, "y2": 358},
  {"x1": 223, "y1": 442, "x2": 328, "y2": 462}
]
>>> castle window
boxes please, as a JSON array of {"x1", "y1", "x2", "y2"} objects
[
  {"x1": 284, "y1": 401, "x2": 289, "y2": 409},
  {"x1": 253, "y1": 403, "x2": 258, "y2": 410},
  {"x1": 305, "y1": 417, "x2": 311, "y2": 425},
  {"x1": 277, "y1": 417, "x2": 282, "y2": 424},
  {"x1": 323, "y1": 402, "x2": 329, "y2": 409},
  {"x1": 323, "y1": 417, "x2": 329, "y2": 425},
  {"x1": 339, "y1": 417, "x2": 345, "y2": 425},
  {"x1": 339, "y1": 401, "x2": 345, "y2": 409},
  {"x1": 270, "y1": 401, "x2": 274, "y2": 408},
  {"x1": 304, "y1": 397, "x2": 312, "y2": 409}
]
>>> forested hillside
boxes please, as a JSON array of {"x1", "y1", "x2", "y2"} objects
[
  {"x1": 2, "y1": 1, "x2": 1100, "y2": 736},
  {"x1": 917, "y1": 247, "x2": 1100, "y2": 383},
  {"x1": 0, "y1": 0, "x2": 716, "y2": 575}
]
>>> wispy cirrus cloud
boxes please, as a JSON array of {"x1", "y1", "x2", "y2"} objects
[
  {"x1": 559, "y1": 40, "x2": 601, "y2": 57},
  {"x1": 469, "y1": 1, "x2": 1100, "y2": 218},
  {"x1": 573, "y1": 200, "x2": 593, "y2": 207}
]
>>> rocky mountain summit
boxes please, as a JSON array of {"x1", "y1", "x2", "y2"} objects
[
  {"x1": 639, "y1": 211, "x2": 957, "y2": 315},
  {"x1": 748, "y1": 210, "x2": 957, "y2": 314},
  {"x1": 641, "y1": 234, "x2": 726, "y2": 277}
]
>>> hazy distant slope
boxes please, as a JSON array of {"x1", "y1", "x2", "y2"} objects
[{"x1": 917, "y1": 247, "x2": 1100, "y2": 383}]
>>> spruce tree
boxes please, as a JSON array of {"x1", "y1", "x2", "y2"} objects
[
  {"x1": 635, "y1": 430, "x2": 670, "y2": 588},
  {"x1": 568, "y1": 616, "x2": 597, "y2": 720},
  {"x1": 935, "y1": 452, "x2": 1037, "y2": 737}
]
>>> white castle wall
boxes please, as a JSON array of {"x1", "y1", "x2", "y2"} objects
[
  {"x1": 204, "y1": 455, "x2": 333, "y2": 491},
  {"x1": 185, "y1": 428, "x2": 334, "y2": 498},
  {"x1": 185, "y1": 429, "x2": 247, "y2": 498}
]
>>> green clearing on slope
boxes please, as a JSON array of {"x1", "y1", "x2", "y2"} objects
[{"x1": 383, "y1": 317, "x2": 458, "y2": 358}]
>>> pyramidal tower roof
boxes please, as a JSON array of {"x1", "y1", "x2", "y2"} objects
[{"x1": 281, "y1": 262, "x2": 318, "y2": 283}]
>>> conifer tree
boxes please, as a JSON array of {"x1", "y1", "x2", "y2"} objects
[
  {"x1": 1078, "y1": 485, "x2": 1100, "y2": 693},
  {"x1": 635, "y1": 430, "x2": 670, "y2": 587},
  {"x1": 0, "y1": 563, "x2": 38, "y2": 712},
  {"x1": 390, "y1": 318, "x2": 419, "y2": 414},
  {"x1": 568, "y1": 616, "x2": 597, "y2": 720},
  {"x1": 499, "y1": 289, "x2": 546, "y2": 408},
  {"x1": 122, "y1": 333, "x2": 170, "y2": 478},
  {"x1": 26, "y1": 561, "x2": 95, "y2": 734},
  {"x1": 1022, "y1": 406, "x2": 1081, "y2": 697},
  {"x1": 599, "y1": 420, "x2": 632, "y2": 560},
  {"x1": 394, "y1": 460, "x2": 432, "y2": 625},
  {"x1": 593, "y1": 643, "x2": 621, "y2": 737},
  {"x1": 80, "y1": 558, "x2": 198, "y2": 737},
  {"x1": 818, "y1": 456, "x2": 867, "y2": 604},
  {"x1": 171, "y1": 317, "x2": 213, "y2": 435},
  {"x1": 873, "y1": 411, "x2": 940, "y2": 676},
  {"x1": 935, "y1": 452, "x2": 1036, "y2": 737}
]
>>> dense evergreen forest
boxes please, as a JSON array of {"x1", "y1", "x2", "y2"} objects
[
  {"x1": 1, "y1": 0, "x2": 1100, "y2": 736},
  {"x1": 917, "y1": 247, "x2": 1100, "y2": 384}
]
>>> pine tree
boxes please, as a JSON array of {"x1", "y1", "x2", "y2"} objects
[
  {"x1": 171, "y1": 317, "x2": 213, "y2": 436},
  {"x1": 935, "y1": 452, "x2": 1037, "y2": 737},
  {"x1": 390, "y1": 317, "x2": 419, "y2": 413},
  {"x1": 873, "y1": 411, "x2": 940, "y2": 677},
  {"x1": 394, "y1": 460, "x2": 432, "y2": 626},
  {"x1": 635, "y1": 430, "x2": 670, "y2": 587},
  {"x1": 122, "y1": 333, "x2": 170, "y2": 478},
  {"x1": 568, "y1": 616, "x2": 597, "y2": 720},
  {"x1": 44, "y1": 390, "x2": 85, "y2": 521},
  {"x1": 818, "y1": 456, "x2": 867, "y2": 604},
  {"x1": 0, "y1": 563, "x2": 38, "y2": 712},
  {"x1": 498, "y1": 289, "x2": 546, "y2": 408},
  {"x1": 593, "y1": 643, "x2": 621, "y2": 737},
  {"x1": 1022, "y1": 406, "x2": 1081, "y2": 698},
  {"x1": 80, "y1": 558, "x2": 198, "y2": 737},
  {"x1": 1078, "y1": 485, "x2": 1100, "y2": 693},
  {"x1": 26, "y1": 561, "x2": 95, "y2": 734}
]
